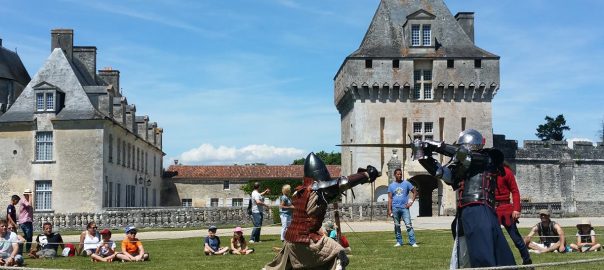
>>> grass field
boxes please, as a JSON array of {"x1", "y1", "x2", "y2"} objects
[{"x1": 24, "y1": 227, "x2": 604, "y2": 269}]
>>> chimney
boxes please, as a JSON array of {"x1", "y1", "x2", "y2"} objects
[
  {"x1": 73, "y1": 46, "x2": 97, "y2": 85},
  {"x1": 148, "y1": 122, "x2": 157, "y2": 145},
  {"x1": 155, "y1": 127, "x2": 163, "y2": 149},
  {"x1": 136, "y1": 116, "x2": 149, "y2": 140},
  {"x1": 455, "y1": 12, "x2": 475, "y2": 43},
  {"x1": 98, "y1": 68, "x2": 120, "y2": 96},
  {"x1": 51, "y1": 29, "x2": 74, "y2": 61},
  {"x1": 125, "y1": 104, "x2": 137, "y2": 133}
]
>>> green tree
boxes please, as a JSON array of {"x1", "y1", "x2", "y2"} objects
[
  {"x1": 535, "y1": 114, "x2": 570, "y2": 141},
  {"x1": 291, "y1": 151, "x2": 341, "y2": 165},
  {"x1": 240, "y1": 179, "x2": 302, "y2": 200}
]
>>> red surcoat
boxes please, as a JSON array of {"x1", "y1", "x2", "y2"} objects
[{"x1": 495, "y1": 165, "x2": 521, "y2": 227}]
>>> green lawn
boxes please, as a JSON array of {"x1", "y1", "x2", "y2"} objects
[{"x1": 24, "y1": 227, "x2": 604, "y2": 269}]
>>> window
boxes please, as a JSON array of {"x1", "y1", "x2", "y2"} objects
[
  {"x1": 35, "y1": 92, "x2": 55, "y2": 112},
  {"x1": 411, "y1": 24, "x2": 431, "y2": 46},
  {"x1": 232, "y1": 198, "x2": 243, "y2": 207},
  {"x1": 447, "y1": 59, "x2": 454, "y2": 68},
  {"x1": 122, "y1": 141, "x2": 126, "y2": 166},
  {"x1": 35, "y1": 181, "x2": 52, "y2": 210},
  {"x1": 103, "y1": 177, "x2": 108, "y2": 207},
  {"x1": 413, "y1": 69, "x2": 433, "y2": 100},
  {"x1": 153, "y1": 156, "x2": 157, "y2": 176},
  {"x1": 182, "y1": 199, "x2": 192, "y2": 207},
  {"x1": 145, "y1": 152, "x2": 148, "y2": 174},
  {"x1": 365, "y1": 59, "x2": 372, "y2": 69},
  {"x1": 116, "y1": 183, "x2": 121, "y2": 207},
  {"x1": 108, "y1": 181, "x2": 113, "y2": 207},
  {"x1": 140, "y1": 186, "x2": 145, "y2": 206},
  {"x1": 132, "y1": 147, "x2": 135, "y2": 171},
  {"x1": 127, "y1": 143, "x2": 131, "y2": 168},
  {"x1": 125, "y1": 185, "x2": 135, "y2": 207},
  {"x1": 136, "y1": 148, "x2": 140, "y2": 171},
  {"x1": 117, "y1": 138, "x2": 121, "y2": 164},
  {"x1": 474, "y1": 59, "x2": 482, "y2": 68},
  {"x1": 210, "y1": 198, "x2": 219, "y2": 207},
  {"x1": 35, "y1": 132, "x2": 53, "y2": 161},
  {"x1": 223, "y1": 181, "x2": 230, "y2": 190},
  {"x1": 413, "y1": 122, "x2": 434, "y2": 141},
  {"x1": 153, "y1": 189, "x2": 157, "y2": 207},
  {"x1": 108, "y1": 135, "x2": 113, "y2": 163},
  {"x1": 392, "y1": 59, "x2": 400, "y2": 69}
]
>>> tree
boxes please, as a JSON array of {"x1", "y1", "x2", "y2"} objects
[
  {"x1": 535, "y1": 114, "x2": 570, "y2": 141},
  {"x1": 291, "y1": 151, "x2": 341, "y2": 165}
]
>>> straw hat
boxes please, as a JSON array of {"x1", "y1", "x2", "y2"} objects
[
  {"x1": 23, "y1": 189, "x2": 32, "y2": 194},
  {"x1": 576, "y1": 219, "x2": 592, "y2": 229}
]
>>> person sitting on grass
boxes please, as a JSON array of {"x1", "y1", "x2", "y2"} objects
[
  {"x1": 0, "y1": 219, "x2": 24, "y2": 266},
  {"x1": 91, "y1": 229, "x2": 117, "y2": 262},
  {"x1": 323, "y1": 221, "x2": 338, "y2": 241},
  {"x1": 204, "y1": 225, "x2": 229, "y2": 255},
  {"x1": 570, "y1": 220, "x2": 602, "y2": 252},
  {"x1": 29, "y1": 222, "x2": 64, "y2": 259},
  {"x1": 230, "y1": 227, "x2": 254, "y2": 255},
  {"x1": 524, "y1": 209, "x2": 565, "y2": 254},
  {"x1": 116, "y1": 226, "x2": 149, "y2": 262}
]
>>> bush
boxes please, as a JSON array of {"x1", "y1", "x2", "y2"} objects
[{"x1": 271, "y1": 206, "x2": 281, "y2": 224}]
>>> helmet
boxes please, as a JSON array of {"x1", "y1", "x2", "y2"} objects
[
  {"x1": 304, "y1": 152, "x2": 331, "y2": 182},
  {"x1": 455, "y1": 129, "x2": 485, "y2": 150}
]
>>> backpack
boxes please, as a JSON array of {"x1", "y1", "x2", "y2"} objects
[
  {"x1": 247, "y1": 198, "x2": 253, "y2": 216},
  {"x1": 62, "y1": 243, "x2": 76, "y2": 257}
]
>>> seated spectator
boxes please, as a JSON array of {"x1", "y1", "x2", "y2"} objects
[
  {"x1": 78, "y1": 221, "x2": 100, "y2": 256},
  {"x1": 570, "y1": 220, "x2": 601, "y2": 252},
  {"x1": 91, "y1": 229, "x2": 117, "y2": 262},
  {"x1": 6, "y1": 224, "x2": 25, "y2": 254},
  {"x1": 0, "y1": 219, "x2": 24, "y2": 266},
  {"x1": 29, "y1": 222, "x2": 64, "y2": 259},
  {"x1": 116, "y1": 226, "x2": 149, "y2": 262},
  {"x1": 323, "y1": 221, "x2": 338, "y2": 241},
  {"x1": 204, "y1": 225, "x2": 229, "y2": 255},
  {"x1": 230, "y1": 227, "x2": 254, "y2": 255},
  {"x1": 524, "y1": 209, "x2": 565, "y2": 253}
]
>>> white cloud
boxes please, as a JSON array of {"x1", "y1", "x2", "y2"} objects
[{"x1": 176, "y1": 144, "x2": 306, "y2": 165}]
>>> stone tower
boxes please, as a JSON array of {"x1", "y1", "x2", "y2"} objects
[{"x1": 334, "y1": 0, "x2": 500, "y2": 216}]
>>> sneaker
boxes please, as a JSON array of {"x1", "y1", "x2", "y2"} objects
[
  {"x1": 411, "y1": 244, "x2": 419, "y2": 248},
  {"x1": 394, "y1": 243, "x2": 402, "y2": 247},
  {"x1": 249, "y1": 240, "x2": 255, "y2": 244}
]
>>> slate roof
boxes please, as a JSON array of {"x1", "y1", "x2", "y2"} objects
[
  {"x1": 165, "y1": 165, "x2": 342, "y2": 180},
  {"x1": 0, "y1": 46, "x2": 30, "y2": 85},
  {"x1": 0, "y1": 49, "x2": 103, "y2": 123},
  {"x1": 348, "y1": 0, "x2": 498, "y2": 59}
]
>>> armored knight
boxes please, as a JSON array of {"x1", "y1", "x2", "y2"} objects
[
  {"x1": 264, "y1": 152, "x2": 379, "y2": 270},
  {"x1": 413, "y1": 129, "x2": 516, "y2": 268}
]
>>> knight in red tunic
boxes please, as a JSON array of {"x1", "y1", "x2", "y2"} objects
[
  {"x1": 264, "y1": 152, "x2": 379, "y2": 270},
  {"x1": 495, "y1": 163, "x2": 532, "y2": 265}
]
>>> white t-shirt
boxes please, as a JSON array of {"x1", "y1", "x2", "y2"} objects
[
  {"x1": 0, "y1": 232, "x2": 18, "y2": 255},
  {"x1": 251, "y1": 190, "x2": 264, "y2": 213}
]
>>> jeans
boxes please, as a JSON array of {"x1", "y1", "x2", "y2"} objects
[
  {"x1": 392, "y1": 207, "x2": 416, "y2": 245},
  {"x1": 19, "y1": 222, "x2": 33, "y2": 254},
  {"x1": 505, "y1": 221, "x2": 531, "y2": 264},
  {"x1": 251, "y1": 212, "x2": 263, "y2": 242},
  {"x1": 280, "y1": 213, "x2": 292, "y2": 241}
]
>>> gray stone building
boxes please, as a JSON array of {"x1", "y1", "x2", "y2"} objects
[
  {"x1": 0, "y1": 29, "x2": 164, "y2": 213},
  {"x1": 163, "y1": 164, "x2": 341, "y2": 207},
  {"x1": 0, "y1": 38, "x2": 31, "y2": 116},
  {"x1": 494, "y1": 135, "x2": 604, "y2": 217},
  {"x1": 334, "y1": 0, "x2": 500, "y2": 216}
]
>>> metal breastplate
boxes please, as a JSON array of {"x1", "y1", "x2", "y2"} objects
[{"x1": 458, "y1": 171, "x2": 496, "y2": 208}]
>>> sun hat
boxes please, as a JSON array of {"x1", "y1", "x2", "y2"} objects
[
  {"x1": 576, "y1": 219, "x2": 592, "y2": 229},
  {"x1": 538, "y1": 209, "x2": 550, "y2": 216},
  {"x1": 233, "y1": 227, "x2": 243, "y2": 233},
  {"x1": 125, "y1": 226, "x2": 137, "y2": 234},
  {"x1": 23, "y1": 189, "x2": 32, "y2": 194}
]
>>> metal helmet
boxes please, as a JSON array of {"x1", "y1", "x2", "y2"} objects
[
  {"x1": 455, "y1": 129, "x2": 485, "y2": 150},
  {"x1": 304, "y1": 152, "x2": 331, "y2": 182}
]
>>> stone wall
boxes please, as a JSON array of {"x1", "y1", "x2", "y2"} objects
[
  {"x1": 28, "y1": 203, "x2": 391, "y2": 231},
  {"x1": 494, "y1": 135, "x2": 604, "y2": 216}
]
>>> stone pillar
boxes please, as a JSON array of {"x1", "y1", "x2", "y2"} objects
[
  {"x1": 559, "y1": 153, "x2": 576, "y2": 214},
  {"x1": 386, "y1": 149, "x2": 401, "y2": 184}
]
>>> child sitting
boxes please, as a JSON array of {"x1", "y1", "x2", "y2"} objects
[
  {"x1": 230, "y1": 227, "x2": 254, "y2": 255},
  {"x1": 204, "y1": 225, "x2": 229, "y2": 255},
  {"x1": 91, "y1": 229, "x2": 117, "y2": 262},
  {"x1": 570, "y1": 220, "x2": 601, "y2": 252},
  {"x1": 116, "y1": 226, "x2": 149, "y2": 262},
  {"x1": 323, "y1": 220, "x2": 351, "y2": 254}
]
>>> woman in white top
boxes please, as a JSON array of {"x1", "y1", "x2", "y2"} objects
[{"x1": 78, "y1": 221, "x2": 100, "y2": 256}]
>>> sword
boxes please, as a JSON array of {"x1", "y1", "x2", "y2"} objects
[{"x1": 336, "y1": 143, "x2": 413, "y2": 148}]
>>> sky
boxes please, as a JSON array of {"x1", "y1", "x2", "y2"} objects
[{"x1": 1, "y1": 0, "x2": 603, "y2": 166}]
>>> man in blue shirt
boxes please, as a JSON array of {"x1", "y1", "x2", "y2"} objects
[{"x1": 388, "y1": 168, "x2": 418, "y2": 247}]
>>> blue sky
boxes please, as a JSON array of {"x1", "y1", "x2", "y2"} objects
[{"x1": 1, "y1": 0, "x2": 603, "y2": 165}]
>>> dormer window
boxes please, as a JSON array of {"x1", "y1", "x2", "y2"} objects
[
  {"x1": 406, "y1": 9, "x2": 435, "y2": 47},
  {"x1": 33, "y1": 82, "x2": 63, "y2": 113}
]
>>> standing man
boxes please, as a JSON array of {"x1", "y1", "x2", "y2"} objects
[
  {"x1": 18, "y1": 189, "x2": 33, "y2": 254},
  {"x1": 495, "y1": 163, "x2": 532, "y2": 265},
  {"x1": 6, "y1": 195, "x2": 19, "y2": 231},
  {"x1": 250, "y1": 182, "x2": 270, "y2": 243},
  {"x1": 387, "y1": 168, "x2": 418, "y2": 247}
]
